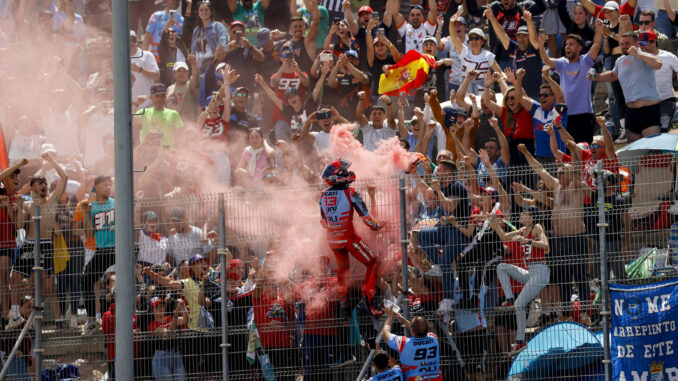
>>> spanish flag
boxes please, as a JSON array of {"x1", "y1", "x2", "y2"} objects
[{"x1": 378, "y1": 50, "x2": 438, "y2": 96}]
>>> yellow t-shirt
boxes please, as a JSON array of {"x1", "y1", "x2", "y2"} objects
[
  {"x1": 139, "y1": 107, "x2": 183, "y2": 151},
  {"x1": 181, "y1": 278, "x2": 206, "y2": 332}
]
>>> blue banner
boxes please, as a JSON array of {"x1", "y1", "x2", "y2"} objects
[{"x1": 610, "y1": 277, "x2": 678, "y2": 381}]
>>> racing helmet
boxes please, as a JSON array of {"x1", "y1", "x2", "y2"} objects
[{"x1": 321, "y1": 159, "x2": 356, "y2": 186}]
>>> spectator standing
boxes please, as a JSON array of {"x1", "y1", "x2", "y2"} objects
[
  {"x1": 166, "y1": 55, "x2": 201, "y2": 124},
  {"x1": 557, "y1": 2, "x2": 596, "y2": 54},
  {"x1": 596, "y1": 170, "x2": 631, "y2": 280},
  {"x1": 136, "y1": 210, "x2": 169, "y2": 267},
  {"x1": 356, "y1": 93, "x2": 398, "y2": 151},
  {"x1": 486, "y1": 10, "x2": 542, "y2": 99},
  {"x1": 158, "y1": 17, "x2": 189, "y2": 86},
  {"x1": 143, "y1": 0, "x2": 185, "y2": 62},
  {"x1": 638, "y1": 28, "x2": 678, "y2": 133},
  {"x1": 257, "y1": 74, "x2": 314, "y2": 141},
  {"x1": 224, "y1": 20, "x2": 265, "y2": 88},
  {"x1": 148, "y1": 296, "x2": 188, "y2": 380},
  {"x1": 327, "y1": 51, "x2": 371, "y2": 119},
  {"x1": 368, "y1": 351, "x2": 403, "y2": 380},
  {"x1": 516, "y1": 66, "x2": 567, "y2": 162},
  {"x1": 491, "y1": 206, "x2": 550, "y2": 355},
  {"x1": 366, "y1": 27, "x2": 400, "y2": 99},
  {"x1": 383, "y1": 0, "x2": 437, "y2": 54},
  {"x1": 592, "y1": 31, "x2": 662, "y2": 142},
  {"x1": 136, "y1": 83, "x2": 184, "y2": 153},
  {"x1": 80, "y1": 175, "x2": 115, "y2": 335},
  {"x1": 344, "y1": 2, "x2": 380, "y2": 70},
  {"x1": 268, "y1": 46, "x2": 310, "y2": 138},
  {"x1": 130, "y1": 30, "x2": 161, "y2": 102},
  {"x1": 166, "y1": 207, "x2": 214, "y2": 266},
  {"x1": 227, "y1": 0, "x2": 271, "y2": 47},
  {"x1": 296, "y1": 0, "x2": 331, "y2": 52},
  {"x1": 636, "y1": 10, "x2": 674, "y2": 52},
  {"x1": 190, "y1": 1, "x2": 228, "y2": 75},
  {"x1": 466, "y1": 0, "x2": 547, "y2": 68},
  {"x1": 438, "y1": 15, "x2": 468, "y2": 94},
  {"x1": 540, "y1": 22, "x2": 604, "y2": 145},
  {"x1": 283, "y1": 14, "x2": 321, "y2": 74},
  {"x1": 299, "y1": 106, "x2": 350, "y2": 153}
]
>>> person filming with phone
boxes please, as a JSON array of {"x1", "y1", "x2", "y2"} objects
[{"x1": 225, "y1": 20, "x2": 265, "y2": 88}]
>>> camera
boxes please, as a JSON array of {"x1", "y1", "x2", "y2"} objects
[{"x1": 316, "y1": 110, "x2": 331, "y2": 120}]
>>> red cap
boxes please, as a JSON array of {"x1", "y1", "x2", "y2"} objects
[
  {"x1": 229, "y1": 20, "x2": 245, "y2": 30},
  {"x1": 358, "y1": 5, "x2": 374, "y2": 14},
  {"x1": 639, "y1": 29, "x2": 657, "y2": 42},
  {"x1": 150, "y1": 297, "x2": 163, "y2": 308}
]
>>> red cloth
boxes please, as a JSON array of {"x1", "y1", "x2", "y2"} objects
[
  {"x1": 501, "y1": 107, "x2": 535, "y2": 140},
  {"x1": 0, "y1": 193, "x2": 19, "y2": 248},
  {"x1": 593, "y1": 1, "x2": 635, "y2": 20},
  {"x1": 296, "y1": 277, "x2": 339, "y2": 336},
  {"x1": 148, "y1": 316, "x2": 173, "y2": 332},
  {"x1": 253, "y1": 292, "x2": 294, "y2": 349},
  {"x1": 270, "y1": 71, "x2": 309, "y2": 124},
  {"x1": 102, "y1": 303, "x2": 139, "y2": 361}
]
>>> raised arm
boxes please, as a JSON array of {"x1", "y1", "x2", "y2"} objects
[
  {"x1": 143, "y1": 267, "x2": 183, "y2": 290},
  {"x1": 484, "y1": 8, "x2": 511, "y2": 50},
  {"x1": 327, "y1": 57, "x2": 341, "y2": 87},
  {"x1": 304, "y1": 2, "x2": 320, "y2": 59},
  {"x1": 557, "y1": 0, "x2": 574, "y2": 29},
  {"x1": 523, "y1": 10, "x2": 540, "y2": 49},
  {"x1": 489, "y1": 116, "x2": 510, "y2": 165},
  {"x1": 43, "y1": 153, "x2": 68, "y2": 204},
  {"x1": 343, "y1": 0, "x2": 359, "y2": 35},
  {"x1": 632, "y1": 45, "x2": 663, "y2": 69},
  {"x1": 396, "y1": 96, "x2": 409, "y2": 139},
  {"x1": 389, "y1": 0, "x2": 405, "y2": 28},
  {"x1": 456, "y1": 70, "x2": 478, "y2": 111},
  {"x1": 597, "y1": 115, "x2": 617, "y2": 160},
  {"x1": 665, "y1": 0, "x2": 676, "y2": 22},
  {"x1": 255, "y1": 73, "x2": 284, "y2": 110},
  {"x1": 380, "y1": 95, "x2": 397, "y2": 130},
  {"x1": 227, "y1": 0, "x2": 238, "y2": 13},
  {"x1": 356, "y1": 91, "x2": 370, "y2": 127},
  {"x1": 426, "y1": 0, "x2": 437, "y2": 25},
  {"x1": 482, "y1": 74, "x2": 504, "y2": 116},
  {"x1": 0, "y1": 158, "x2": 28, "y2": 182},
  {"x1": 518, "y1": 143, "x2": 560, "y2": 190},
  {"x1": 448, "y1": 11, "x2": 465, "y2": 54},
  {"x1": 538, "y1": 33, "x2": 556, "y2": 68},
  {"x1": 542, "y1": 66, "x2": 564, "y2": 103},
  {"x1": 547, "y1": 119, "x2": 565, "y2": 161},
  {"x1": 577, "y1": 0, "x2": 597, "y2": 16},
  {"x1": 588, "y1": 19, "x2": 605, "y2": 59}
]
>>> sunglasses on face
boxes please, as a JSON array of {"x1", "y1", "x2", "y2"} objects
[
  {"x1": 505, "y1": 96, "x2": 515, "y2": 101},
  {"x1": 591, "y1": 143, "x2": 603, "y2": 149},
  {"x1": 638, "y1": 20, "x2": 652, "y2": 25},
  {"x1": 539, "y1": 93, "x2": 553, "y2": 98},
  {"x1": 468, "y1": 36, "x2": 483, "y2": 41},
  {"x1": 234, "y1": 92, "x2": 248, "y2": 98}
]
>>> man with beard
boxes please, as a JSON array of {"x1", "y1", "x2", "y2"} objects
[
  {"x1": 12, "y1": 153, "x2": 68, "y2": 329},
  {"x1": 383, "y1": 0, "x2": 437, "y2": 54},
  {"x1": 356, "y1": 92, "x2": 397, "y2": 151},
  {"x1": 591, "y1": 31, "x2": 663, "y2": 142},
  {"x1": 282, "y1": 13, "x2": 321, "y2": 75},
  {"x1": 299, "y1": 106, "x2": 349, "y2": 153},
  {"x1": 0, "y1": 159, "x2": 28, "y2": 328},
  {"x1": 541, "y1": 21, "x2": 603, "y2": 145}
]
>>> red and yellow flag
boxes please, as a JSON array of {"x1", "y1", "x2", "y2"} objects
[{"x1": 378, "y1": 50, "x2": 438, "y2": 96}]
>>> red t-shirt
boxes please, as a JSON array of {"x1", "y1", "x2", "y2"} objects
[
  {"x1": 201, "y1": 114, "x2": 229, "y2": 141},
  {"x1": 562, "y1": 149, "x2": 619, "y2": 193},
  {"x1": 253, "y1": 292, "x2": 293, "y2": 348},
  {"x1": 593, "y1": 1, "x2": 635, "y2": 20},
  {"x1": 148, "y1": 316, "x2": 173, "y2": 332},
  {"x1": 501, "y1": 107, "x2": 534, "y2": 140},
  {"x1": 270, "y1": 71, "x2": 308, "y2": 124}
]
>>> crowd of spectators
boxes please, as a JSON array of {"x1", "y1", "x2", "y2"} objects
[{"x1": 0, "y1": 0, "x2": 677, "y2": 379}]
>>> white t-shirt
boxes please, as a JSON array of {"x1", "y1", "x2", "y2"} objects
[
  {"x1": 360, "y1": 121, "x2": 398, "y2": 151},
  {"x1": 655, "y1": 49, "x2": 678, "y2": 101},
  {"x1": 131, "y1": 48, "x2": 160, "y2": 101},
  {"x1": 311, "y1": 130, "x2": 331, "y2": 153},
  {"x1": 8, "y1": 134, "x2": 43, "y2": 163},
  {"x1": 137, "y1": 231, "x2": 169, "y2": 265},
  {"x1": 440, "y1": 36, "x2": 468, "y2": 86},
  {"x1": 167, "y1": 225, "x2": 210, "y2": 264},
  {"x1": 396, "y1": 20, "x2": 436, "y2": 54},
  {"x1": 461, "y1": 45, "x2": 495, "y2": 80}
]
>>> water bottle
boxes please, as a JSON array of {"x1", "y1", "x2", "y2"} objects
[{"x1": 588, "y1": 68, "x2": 596, "y2": 80}]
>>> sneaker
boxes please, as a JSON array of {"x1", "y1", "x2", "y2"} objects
[
  {"x1": 615, "y1": 128, "x2": 627, "y2": 143},
  {"x1": 436, "y1": 299, "x2": 454, "y2": 314},
  {"x1": 82, "y1": 320, "x2": 98, "y2": 336},
  {"x1": 510, "y1": 342, "x2": 527, "y2": 356},
  {"x1": 69, "y1": 315, "x2": 79, "y2": 329}
]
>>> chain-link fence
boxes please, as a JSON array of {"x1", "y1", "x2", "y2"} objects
[{"x1": 0, "y1": 150, "x2": 675, "y2": 380}]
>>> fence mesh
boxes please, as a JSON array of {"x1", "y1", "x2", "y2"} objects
[{"x1": 1, "y1": 150, "x2": 676, "y2": 380}]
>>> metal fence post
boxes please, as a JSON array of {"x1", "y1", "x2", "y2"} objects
[
  {"x1": 596, "y1": 162, "x2": 611, "y2": 381},
  {"x1": 33, "y1": 206, "x2": 42, "y2": 379},
  {"x1": 112, "y1": 0, "x2": 135, "y2": 377},
  {"x1": 218, "y1": 194, "x2": 230, "y2": 381},
  {"x1": 399, "y1": 175, "x2": 410, "y2": 330}
]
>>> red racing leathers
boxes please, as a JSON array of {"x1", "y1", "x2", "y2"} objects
[{"x1": 319, "y1": 184, "x2": 380, "y2": 304}]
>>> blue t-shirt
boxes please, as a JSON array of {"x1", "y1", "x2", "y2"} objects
[
  {"x1": 476, "y1": 158, "x2": 508, "y2": 188},
  {"x1": 442, "y1": 180, "x2": 470, "y2": 222},
  {"x1": 369, "y1": 366, "x2": 403, "y2": 381},
  {"x1": 91, "y1": 198, "x2": 115, "y2": 248},
  {"x1": 529, "y1": 101, "x2": 567, "y2": 158},
  {"x1": 613, "y1": 54, "x2": 661, "y2": 103},
  {"x1": 146, "y1": 10, "x2": 185, "y2": 61},
  {"x1": 554, "y1": 52, "x2": 594, "y2": 115}
]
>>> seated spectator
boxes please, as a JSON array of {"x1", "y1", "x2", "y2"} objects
[
  {"x1": 234, "y1": 128, "x2": 277, "y2": 185},
  {"x1": 136, "y1": 210, "x2": 169, "y2": 267},
  {"x1": 491, "y1": 206, "x2": 550, "y2": 356}
]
